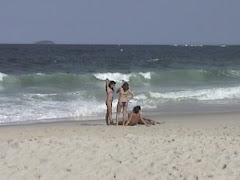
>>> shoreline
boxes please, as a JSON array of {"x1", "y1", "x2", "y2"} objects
[
  {"x1": 1, "y1": 108, "x2": 240, "y2": 127},
  {"x1": 2, "y1": 101, "x2": 240, "y2": 126}
]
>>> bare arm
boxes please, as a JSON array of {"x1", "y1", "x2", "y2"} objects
[
  {"x1": 128, "y1": 90, "x2": 134, "y2": 101},
  {"x1": 105, "y1": 79, "x2": 109, "y2": 91},
  {"x1": 139, "y1": 114, "x2": 149, "y2": 126},
  {"x1": 125, "y1": 113, "x2": 133, "y2": 126}
]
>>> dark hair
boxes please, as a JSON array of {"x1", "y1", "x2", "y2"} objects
[
  {"x1": 122, "y1": 82, "x2": 129, "y2": 92},
  {"x1": 107, "y1": 81, "x2": 116, "y2": 91},
  {"x1": 133, "y1": 106, "x2": 141, "y2": 114}
]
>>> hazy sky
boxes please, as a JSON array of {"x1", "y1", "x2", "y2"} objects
[{"x1": 0, "y1": 0, "x2": 240, "y2": 44}]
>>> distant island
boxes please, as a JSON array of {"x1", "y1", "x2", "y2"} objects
[{"x1": 35, "y1": 41, "x2": 55, "y2": 44}]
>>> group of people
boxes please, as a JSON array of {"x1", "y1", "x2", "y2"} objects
[{"x1": 105, "y1": 79, "x2": 161, "y2": 126}]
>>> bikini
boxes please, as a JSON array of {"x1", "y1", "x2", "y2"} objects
[
  {"x1": 121, "y1": 101, "x2": 127, "y2": 106},
  {"x1": 107, "y1": 89, "x2": 114, "y2": 103},
  {"x1": 120, "y1": 90, "x2": 128, "y2": 106},
  {"x1": 108, "y1": 89, "x2": 114, "y2": 94}
]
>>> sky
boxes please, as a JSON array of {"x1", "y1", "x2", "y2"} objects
[{"x1": 0, "y1": 0, "x2": 240, "y2": 45}]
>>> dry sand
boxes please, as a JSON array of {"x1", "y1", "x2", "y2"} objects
[{"x1": 0, "y1": 112, "x2": 240, "y2": 180}]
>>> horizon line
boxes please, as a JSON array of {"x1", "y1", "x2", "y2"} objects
[{"x1": 0, "y1": 43, "x2": 239, "y2": 46}]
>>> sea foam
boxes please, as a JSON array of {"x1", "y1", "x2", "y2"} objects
[
  {"x1": 93, "y1": 72, "x2": 152, "y2": 82},
  {"x1": 147, "y1": 86, "x2": 240, "y2": 102},
  {"x1": 0, "y1": 72, "x2": 7, "y2": 82}
]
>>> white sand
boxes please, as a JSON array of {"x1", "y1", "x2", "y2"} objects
[{"x1": 0, "y1": 112, "x2": 240, "y2": 180}]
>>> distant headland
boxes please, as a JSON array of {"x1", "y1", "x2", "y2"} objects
[{"x1": 35, "y1": 41, "x2": 55, "y2": 44}]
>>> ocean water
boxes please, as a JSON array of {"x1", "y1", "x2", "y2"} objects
[{"x1": 1, "y1": 44, "x2": 240, "y2": 124}]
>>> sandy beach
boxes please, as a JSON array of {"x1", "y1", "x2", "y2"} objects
[{"x1": 0, "y1": 112, "x2": 240, "y2": 180}]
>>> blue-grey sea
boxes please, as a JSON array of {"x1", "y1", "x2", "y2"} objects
[{"x1": 1, "y1": 44, "x2": 240, "y2": 124}]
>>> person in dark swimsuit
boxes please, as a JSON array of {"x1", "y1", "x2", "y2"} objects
[
  {"x1": 116, "y1": 82, "x2": 134, "y2": 126},
  {"x1": 105, "y1": 79, "x2": 116, "y2": 125}
]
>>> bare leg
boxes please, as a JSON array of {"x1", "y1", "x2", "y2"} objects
[
  {"x1": 140, "y1": 118, "x2": 163, "y2": 125},
  {"x1": 122, "y1": 104, "x2": 128, "y2": 126},
  {"x1": 106, "y1": 101, "x2": 113, "y2": 125},
  {"x1": 115, "y1": 103, "x2": 121, "y2": 126},
  {"x1": 105, "y1": 109, "x2": 109, "y2": 125}
]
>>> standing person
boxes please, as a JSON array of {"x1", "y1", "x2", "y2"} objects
[
  {"x1": 105, "y1": 79, "x2": 116, "y2": 125},
  {"x1": 116, "y1": 82, "x2": 134, "y2": 126}
]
